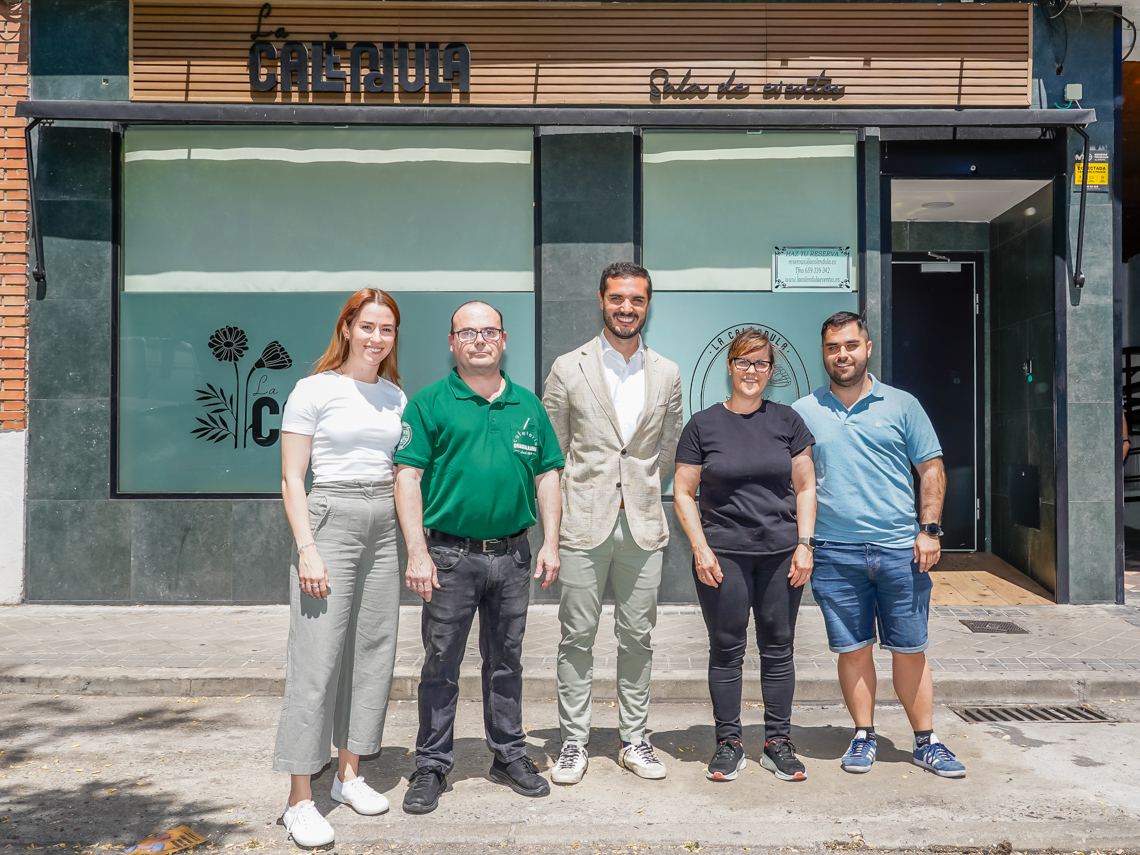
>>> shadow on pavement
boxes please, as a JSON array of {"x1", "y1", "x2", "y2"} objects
[
  {"x1": 0, "y1": 696, "x2": 245, "y2": 846},
  {"x1": 524, "y1": 720, "x2": 912, "y2": 768}
]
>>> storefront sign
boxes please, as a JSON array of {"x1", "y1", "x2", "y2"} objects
[
  {"x1": 772, "y1": 246, "x2": 853, "y2": 292},
  {"x1": 131, "y1": 3, "x2": 1033, "y2": 108},
  {"x1": 764, "y1": 72, "x2": 845, "y2": 98},
  {"x1": 649, "y1": 69, "x2": 750, "y2": 98},
  {"x1": 647, "y1": 68, "x2": 844, "y2": 100},
  {"x1": 1073, "y1": 150, "x2": 1110, "y2": 194},
  {"x1": 249, "y1": 40, "x2": 470, "y2": 94}
]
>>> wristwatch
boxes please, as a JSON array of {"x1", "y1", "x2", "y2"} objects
[
  {"x1": 918, "y1": 523, "x2": 944, "y2": 538},
  {"x1": 797, "y1": 536, "x2": 817, "y2": 549}
]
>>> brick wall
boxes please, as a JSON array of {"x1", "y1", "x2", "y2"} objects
[{"x1": 0, "y1": 3, "x2": 26, "y2": 432}]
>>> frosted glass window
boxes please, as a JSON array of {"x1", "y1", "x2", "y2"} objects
[
  {"x1": 118, "y1": 125, "x2": 534, "y2": 494},
  {"x1": 123, "y1": 126, "x2": 534, "y2": 292},
  {"x1": 642, "y1": 131, "x2": 859, "y2": 291}
]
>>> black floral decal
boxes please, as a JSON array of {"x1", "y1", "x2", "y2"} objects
[
  {"x1": 191, "y1": 383, "x2": 238, "y2": 444},
  {"x1": 194, "y1": 327, "x2": 292, "y2": 449},
  {"x1": 208, "y1": 326, "x2": 249, "y2": 363},
  {"x1": 252, "y1": 341, "x2": 292, "y2": 371}
]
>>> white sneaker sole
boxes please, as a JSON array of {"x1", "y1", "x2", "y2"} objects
[
  {"x1": 619, "y1": 756, "x2": 667, "y2": 780},
  {"x1": 913, "y1": 757, "x2": 966, "y2": 778},
  {"x1": 551, "y1": 760, "x2": 588, "y2": 785},
  {"x1": 760, "y1": 754, "x2": 807, "y2": 781},
  {"x1": 331, "y1": 791, "x2": 390, "y2": 815},
  {"x1": 841, "y1": 758, "x2": 875, "y2": 774},
  {"x1": 287, "y1": 830, "x2": 336, "y2": 849},
  {"x1": 706, "y1": 756, "x2": 747, "y2": 781}
]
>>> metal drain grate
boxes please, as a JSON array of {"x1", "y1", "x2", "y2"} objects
[
  {"x1": 952, "y1": 704, "x2": 1116, "y2": 724},
  {"x1": 959, "y1": 619, "x2": 1030, "y2": 634}
]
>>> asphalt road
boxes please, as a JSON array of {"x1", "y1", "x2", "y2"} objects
[{"x1": 1, "y1": 695, "x2": 1138, "y2": 852}]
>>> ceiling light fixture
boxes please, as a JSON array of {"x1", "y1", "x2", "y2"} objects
[{"x1": 921, "y1": 201, "x2": 955, "y2": 208}]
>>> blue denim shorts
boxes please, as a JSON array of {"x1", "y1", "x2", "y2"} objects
[{"x1": 810, "y1": 542, "x2": 932, "y2": 654}]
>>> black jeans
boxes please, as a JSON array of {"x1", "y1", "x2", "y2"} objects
[
  {"x1": 416, "y1": 536, "x2": 532, "y2": 773},
  {"x1": 693, "y1": 549, "x2": 802, "y2": 743}
]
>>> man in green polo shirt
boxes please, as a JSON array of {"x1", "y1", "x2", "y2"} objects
[{"x1": 394, "y1": 301, "x2": 564, "y2": 815}]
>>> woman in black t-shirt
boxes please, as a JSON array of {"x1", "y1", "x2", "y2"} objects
[{"x1": 674, "y1": 328, "x2": 817, "y2": 784}]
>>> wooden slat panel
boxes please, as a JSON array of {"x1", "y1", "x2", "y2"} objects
[{"x1": 129, "y1": 1, "x2": 1032, "y2": 107}]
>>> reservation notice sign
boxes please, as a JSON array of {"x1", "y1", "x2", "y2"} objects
[{"x1": 772, "y1": 246, "x2": 853, "y2": 292}]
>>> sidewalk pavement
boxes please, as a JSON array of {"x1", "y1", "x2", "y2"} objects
[{"x1": 2, "y1": 602, "x2": 1139, "y2": 703}]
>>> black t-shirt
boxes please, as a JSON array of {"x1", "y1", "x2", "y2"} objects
[{"x1": 675, "y1": 401, "x2": 815, "y2": 554}]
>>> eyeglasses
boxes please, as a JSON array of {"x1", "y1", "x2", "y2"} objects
[
  {"x1": 452, "y1": 327, "x2": 503, "y2": 344},
  {"x1": 731, "y1": 357, "x2": 773, "y2": 373}
]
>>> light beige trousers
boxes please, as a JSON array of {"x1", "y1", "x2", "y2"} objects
[{"x1": 557, "y1": 511, "x2": 663, "y2": 744}]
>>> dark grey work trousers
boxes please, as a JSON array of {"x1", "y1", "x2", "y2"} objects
[{"x1": 415, "y1": 536, "x2": 533, "y2": 774}]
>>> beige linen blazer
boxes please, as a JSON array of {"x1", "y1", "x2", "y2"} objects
[{"x1": 542, "y1": 336, "x2": 683, "y2": 552}]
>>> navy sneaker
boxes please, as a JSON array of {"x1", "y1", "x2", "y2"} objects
[
  {"x1": 841, "y1": 736, "x2": 877, "y2": 773},
  {"x1": 913, "y1": 740, "x2": 966, "y2": 778}
]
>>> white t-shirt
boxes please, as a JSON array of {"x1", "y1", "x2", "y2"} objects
[{"x1": 281, "y1": 371, "x2": 407, "y2": 483}]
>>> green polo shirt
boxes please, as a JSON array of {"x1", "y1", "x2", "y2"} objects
[{"x1": 394, "y1": 369, "x2": 564, "y2": 540}]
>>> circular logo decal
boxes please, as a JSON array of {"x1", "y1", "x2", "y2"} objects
[
  {"x1": 398, "y1": 422, "x2": 412, "y2": 450},
  {"x1": 690, "y1": 323, "x2": 812, "y2": 413}
]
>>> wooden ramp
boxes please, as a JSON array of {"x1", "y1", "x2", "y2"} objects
[{"x1": 929, "y1": 552, "x2": 1053, "y2": 606}]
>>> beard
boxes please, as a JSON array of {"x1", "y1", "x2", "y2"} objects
[
  {"x1": 603, "y1": 308, "x2": 646, "y2": 340},
  {"x1": 825, "y1": 354, "x2": 868, "y2": 387}
]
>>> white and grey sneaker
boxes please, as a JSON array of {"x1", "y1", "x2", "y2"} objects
[
  {"x1": 331, "y1": 773, "x2": 389, "y2": 815},
  {"x1": 551, "y1": 739, "x2": 589, "y2": 785},
  {"x1": 282, "y1": 799, "x2": 335, "y2": 849},
  {"x1": 618, "y1": 738, "x2": 667, "y2": 780}
]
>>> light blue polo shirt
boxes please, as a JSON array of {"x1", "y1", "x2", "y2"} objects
[{"x1": 792, "y1": 375, "x2": 942, "y2": 548}]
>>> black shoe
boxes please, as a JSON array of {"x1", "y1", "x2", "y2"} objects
[
  {"x1": 761, "y1": 738, "x2": 807, "y2": 781},
  {"x1": 489, "y1": 755, "x2": 551, "y2": 797},
  {"x1": 706, "y1": 738, "x2": 747, "y2": 781},
  {"x1": 402, "y1": 767, "x2": 446, "y2": 814}
]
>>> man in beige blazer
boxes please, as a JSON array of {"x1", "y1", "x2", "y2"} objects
[{"x1": 541, "y1": 261, "x2": 683, "y2": 784}]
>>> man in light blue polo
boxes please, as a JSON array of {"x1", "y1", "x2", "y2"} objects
[{"x1": 793, "y1": 311, "x2": 965, "y2": 779}]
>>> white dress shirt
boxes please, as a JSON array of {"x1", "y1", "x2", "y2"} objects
[{"x1": 599, "y1": 332, "x2": 646, "y2": 443}]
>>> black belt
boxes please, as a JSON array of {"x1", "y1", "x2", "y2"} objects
[{"x1": 426, "y1": 528, "x2": 528, "y2": 554}]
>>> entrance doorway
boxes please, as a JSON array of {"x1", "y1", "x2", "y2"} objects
[
  {"x1": 888, "y1": 176, "x2": 1057, "y2": 604},
  {"x1": 891, "y1": 255, "x2": 981, "y2": 551}
]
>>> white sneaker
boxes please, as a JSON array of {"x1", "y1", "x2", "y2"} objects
[
  {"x1": 618, "y1": 738, "x2": 667, "y2": 780},
  {"x1": 282, "y1": 800, "x2": 335, "y2": 848},
  {"x1": 331, "y1": 773, "x2": 390, "y2": 815},
  {"x1": 551, "y1": 740, "x2": 589, "y2": 785}
]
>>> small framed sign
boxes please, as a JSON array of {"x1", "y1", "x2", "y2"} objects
[{"x1": 772, "y1": 246, "x2": 852, "y2": 292}]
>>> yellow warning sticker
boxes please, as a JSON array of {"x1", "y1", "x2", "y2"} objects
[{"x1": 1074, "y1": 162, "x2": 1109, "y2": 186}]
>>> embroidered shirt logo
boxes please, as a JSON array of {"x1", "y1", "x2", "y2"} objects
[
  {"x1": 398, "y1": 422, "x2": 413, "y2": 450},
  {"x1": 512, "y1": 427, "x2": 539, "y2": 459}
]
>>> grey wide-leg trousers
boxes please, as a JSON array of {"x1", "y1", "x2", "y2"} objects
[{"x1": 273, "y1": 480, "x2": 401, "y2": 775}]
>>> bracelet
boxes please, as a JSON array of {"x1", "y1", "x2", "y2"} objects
[{"x1": 297, "y1": 542, "x2": 317, "y2": 553}]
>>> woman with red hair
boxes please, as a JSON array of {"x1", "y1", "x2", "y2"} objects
[{"x1": 273, "y1": 289, "x2": 406, "y2": 847}]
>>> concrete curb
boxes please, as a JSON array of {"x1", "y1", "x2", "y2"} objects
[
  {"x1": 283, "y1": 819, "x2": 1140, "y2": 850},
  {"x1": 2, "y1": 665, "x2": 1138, "y2": 703}
]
